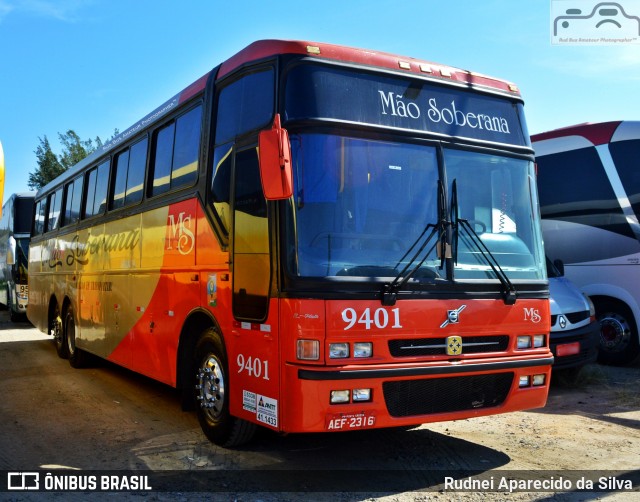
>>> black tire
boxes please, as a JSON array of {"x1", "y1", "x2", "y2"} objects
[
  {"x1": 193, "y1": 328, "x2": 256, "y2": 447},
  {"x1": 52, "y1": 305, "x2": 68, "y2": 359},
  {"x1": 596, "y1": 299, "x2": 640, "y2": 366},
  {"x1": 66, "y1": 307, "x2": 87, "y2": 368}
]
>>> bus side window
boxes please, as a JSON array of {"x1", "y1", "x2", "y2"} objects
[
  {"x1": 47, "y1": 188, "x2": 62, "y2": 231},
  {"x1": 150, "y1": 104, "x2": 202, "y2": 197},
  {"x1": 33, "y1": 200, "x2": 45, "y2": 236},
  {"x1": 172, "y1": 105, "x2": 202, "y2": 188},
  {"x1": 84, "y1": 160, "x2": 109, "y2": 218},
  {"x1": 151, "y1": 123, "x2": 175, "y2": 197},
  {"x1": 211, "y1": 144, "x2": 233, "y2": 236},
  {"x1": 214, "y1": 69, "x2": 274, "y2": 145},
  {"x1": 63, "y1": 176, "x2": 83, "y2": 226},
  {"x1": 111, "y1": 138, "x2": 147, "y2": 210}
]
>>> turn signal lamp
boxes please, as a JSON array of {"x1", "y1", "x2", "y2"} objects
[{"x1": 297, "y1": 340, "x2": 320, "y2": 360}]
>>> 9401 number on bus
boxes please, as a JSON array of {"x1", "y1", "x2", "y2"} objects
[{"x1": 341, "y1": 307, "x2": 402, "y2": 330}]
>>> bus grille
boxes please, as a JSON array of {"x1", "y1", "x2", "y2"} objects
[
  {"x1": 388, "y1": 335, "x2": 509, "y2": 357},
  {"x1": 383, "y1": 373, "x2": 514, "y2": 417}
]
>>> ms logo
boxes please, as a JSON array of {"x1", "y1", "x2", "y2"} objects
[
  {"x1": 167, "y1": 212, "x2": 195, "y2": 255},
  {"x1": 524, "y1": 307, "x2": 542, "y2": 324}
]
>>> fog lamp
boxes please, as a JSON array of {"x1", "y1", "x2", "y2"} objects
[
  {"x1": 329, "y1": 343, "x2": 349, "y2": 359},
  {"x1": 352, "y1": 388, "x2": 371, "y2": 402},
  {"x1": 330, "y1": 390, "x2": 350, "y2": 404},
  {"x1": 297, "y1": 340, "x2": 320, "y2": 360},
  {"x1": 519, "y1": 375, "x2": 531, "y2": 388},
  {"x1": 353, "y1": 342, "x2": 373, "y2": 358}
]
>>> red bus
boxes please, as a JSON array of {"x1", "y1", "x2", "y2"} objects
[{"x1": 28, "y1": 40, "x2": 552, "y2": 446}]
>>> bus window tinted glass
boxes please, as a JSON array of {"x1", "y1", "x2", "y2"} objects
[
  {"x1": 152, "y1": 123, "x2": 175, "y2": 197},
  {"x1": 126, "y1": 138, "x2": 147, "y2": 205},
  {"x1": 34, "y1": 200, "x2": 45, "y2": 235},
  {"x1": 94, "y1": 160, "x2": 110, "y2": 214},
  {"x1": 112, "y1": 150, "x2": 130, "y2": 210},
  {"x1": 85, "y1": 160, "x2": 110, "y2": 218},
  {"x1": 610, "y1": 139, "x2": 640, "y2": 218},
  {"x1": 150, "y1": 105, "x2": 201, "y2": 197},
  {"x1": 537, "y1": 147, "x2": 632, "y2": 238},
  {"x1": 15, "y1": 198, "x2": 34, "y2": 234},
  {"x1": 47, "y1": 189, "x2": 62, "y2": 231},
  {"x1": 211, "y1": 144, "x2": 232, "y2": 236},
  {"x1": 64, "y1": 177, "x2": 82, "y2": 225},
  {"x1": 172, "y1": 105, "x2": 202, "y2": 188},
  {"x1": 84, "y1": 167, "x2": 98, "y2": 218},
  {"x1": 215, "y1": 69, "x2": 274, "y2": 145}
]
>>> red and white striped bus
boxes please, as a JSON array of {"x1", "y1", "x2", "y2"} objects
[
  {"x1": 533, "y1": 121, "x2": 640, "y2": 365},
  {"x1": 28, "y1": 40, "x2": 552, "y2": 446}
]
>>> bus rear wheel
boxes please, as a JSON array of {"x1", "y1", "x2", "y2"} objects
[
  {"x1": 66, "y1": 307, "x2": 87, "y2": 368},
  {"x1": 596, "y1": 299, "x2": 640, "y2": 365},
  {"x1": 52, "y1": 307, "x2": 68, "y2": 359},
  {"x1": 194, "y1": 329, "x2": 256, "y2": 447}
]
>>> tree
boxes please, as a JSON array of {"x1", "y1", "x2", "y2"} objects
[{"x1": 28, "y1": 130, "x2": 103, "y2": 190}]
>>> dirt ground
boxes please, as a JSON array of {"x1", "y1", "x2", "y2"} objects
[{"x1": 0, "y1": 310, "x2": 638, "y2": 501}]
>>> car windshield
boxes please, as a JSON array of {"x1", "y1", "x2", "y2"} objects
[{"x1": 286, "y1": 133, "x2": 545, "y2": 283}]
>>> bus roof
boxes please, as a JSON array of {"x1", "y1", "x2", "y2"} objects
[
  {"x1": 36, "y1": 39, "x2": 523, "y2": 198},
  {"x1": 531, "y1": 121, "x2": 624, "y2": 146},
  {"x1": 532, "y1": 121, "x2": 640, "y2": 156},
  {"x1": 218, "y1": 39, "x2": 522, "y2": 95}
]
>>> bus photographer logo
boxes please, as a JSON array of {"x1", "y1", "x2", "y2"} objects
[
  {"x1": 551, "y1": 1, "x2": 640, "y2": 44},
  {"x1": 7, "y1": 472, "x2": 39, "y2": 490}
]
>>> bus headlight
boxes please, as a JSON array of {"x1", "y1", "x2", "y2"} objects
[
  {"x1": 329, "y1": 343, "x2": 349, "y2": 359},
  {"x1": 533, "y1": 335, "x2": 546, "y2": 348},
  {"x1": 517, "y1": 336, "x2": 532, "y2": 349},
  {"x1": 353, "y1": 342, "x2": 373, "y2": 358},
  {"x1": 330, "y1": 390, "x2": 350, "y2": 404},
  {"x1": 352, "y1": 388, "x2": 371, "y2": 402}
]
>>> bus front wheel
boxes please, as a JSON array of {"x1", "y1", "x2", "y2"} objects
[
  {"x1": 596, "y1": 299, "x2": 640, "y2": 365},
  {"x1": 193, "y1": 329, "x2": 256, "y2": 447}
]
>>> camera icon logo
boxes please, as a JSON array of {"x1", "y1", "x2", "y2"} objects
[{"x1": 551, "y1": 1, "x2": 640, "y2": 44}]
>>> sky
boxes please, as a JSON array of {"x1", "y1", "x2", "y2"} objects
[{"x1": 1, "y1": 0, "x2": 640, "y2": 204}]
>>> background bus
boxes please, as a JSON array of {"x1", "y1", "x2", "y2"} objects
[
  {"x1": 28, "y1": 40, "x2": 552, "y2": 446},
  {"x1": 533, "y1": 121, "x2": 640, "y2": 365},
  {"x1": 0, "y1": 192, "x2": 35, "y2": 321}
]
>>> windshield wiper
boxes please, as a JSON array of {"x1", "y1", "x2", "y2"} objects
[
  {"x1": 451, "y1": 180, "x2": 517, "y2": 305},
  {"x1": 381, "y1": 181, "x2": 447, "y2": 306}
]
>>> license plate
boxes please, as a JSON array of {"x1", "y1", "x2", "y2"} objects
[
  {"x1": 326, "y1": 411, "x2": 376, "y2": 430},
  {"x1": 557, "y1": 341, "x2": 580, "y2": 357}
]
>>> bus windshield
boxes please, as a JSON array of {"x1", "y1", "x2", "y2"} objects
[{"x1": 287, "y1": 133, "x2": 544, "y2": 282}]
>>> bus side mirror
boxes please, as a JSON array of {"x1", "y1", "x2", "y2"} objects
[
  {"x1": 6, "y1": 236, "x2": 15, "y2": 266},
  {"x1": 258, "y1": 114, "x2": 293, "y2": 200}
]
